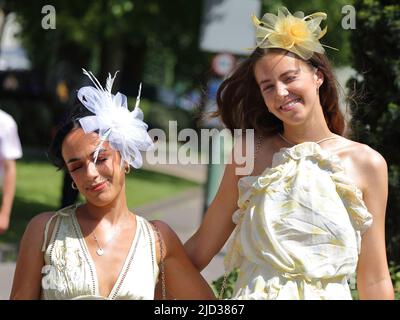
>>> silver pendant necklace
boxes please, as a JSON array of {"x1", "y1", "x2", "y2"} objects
[{"x1": 92, "y1": 230, "x2": 117, "y2": 256}]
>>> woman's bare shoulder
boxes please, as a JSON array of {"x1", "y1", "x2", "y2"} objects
[
  {"x1": 333, "y1": 137, "x2": 387, "y2": 192},
  {"x1": 27, "y1": 212, "x2": 56, "y2": 231},
  {"x1": 336, "y1": 137, "x2": 387, "y2": 170},
  {"x1": 149, "y1": 220, "x2": 180, "y2": 260},
  {"x1": 23, "y1": 212, "x2": 57, "y2": 245},
  {"x1": 149, "y1": 220, "x2": 175, "y2": 241}
]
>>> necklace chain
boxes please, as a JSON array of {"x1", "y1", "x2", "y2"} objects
[
  {"x1": 278, "y1": 132, "x2": 338, "y2": 146},
  {"x1": 93, "y1": 229, "x2": 118, "y2": 256}
]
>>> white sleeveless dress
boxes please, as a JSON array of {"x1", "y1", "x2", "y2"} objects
[
  {"x1": 225, "y1": 142, "x2": 373, "y2": 300},
  {"x1": 40, "y1": 205, "x2": 159, "y2": 300}
]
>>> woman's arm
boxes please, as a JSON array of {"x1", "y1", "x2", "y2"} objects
[
  {"x1": 152, "y1": 220, "x2": 216, "y2": 300},
  {"x1": 10, "y1": 212, "x2": 55, "y2": 299},
  {"x1": 356, "y1": 148, "x2": 394, "y2": 299},
  {"x1": 184, "y1": 160, "x2": 239, "y2": 271},
  {"x1": 183, "y1": 132, "x2": 256, "y2": 271}
]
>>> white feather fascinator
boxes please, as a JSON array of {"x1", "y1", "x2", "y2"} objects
[{"x1": 77, "y1": 69, "x2": 154, "y2": 169}]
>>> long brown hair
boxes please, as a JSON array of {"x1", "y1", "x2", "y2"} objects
[{"x1": 214, "y1": 48, "x2": 345, "y2": 136}]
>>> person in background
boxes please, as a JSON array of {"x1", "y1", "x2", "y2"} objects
[{"x1": 0, "y1": 109, "x2": 22, "y2": 235}]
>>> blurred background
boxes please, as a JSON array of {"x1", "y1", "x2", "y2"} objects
[{"x1": 0, "y1": 0, "x2": 399, "y2": 299}]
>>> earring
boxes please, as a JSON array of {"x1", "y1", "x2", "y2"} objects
[
  {"x1": 71, "y1": 182, "x2": 78, "y2": 190},
  {"x1": 125, "y1": 166, "x2": 131, "y2": 174}
]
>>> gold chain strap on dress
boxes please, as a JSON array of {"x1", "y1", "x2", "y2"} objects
[
  {"x1": 150, "y1": 222, "x2": 167, "y2": 300},
  {"x1": 218, "y1": 134, "x2": 263, "y2": 299},
  {"x1": 218, "y1": 216, "x2": 243, "y2": 299}
]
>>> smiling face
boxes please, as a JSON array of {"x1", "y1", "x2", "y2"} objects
[
  {"x1": 61, "y1": 128, "x2": 126, "y2": 207},
  {"x1": 254, "y1": 50, "x2": 324, "y2": 127}
]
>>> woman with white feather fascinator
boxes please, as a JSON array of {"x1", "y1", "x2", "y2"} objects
[
  {"x1": 10, "y1": 69, "x2": 215, "y2": 300},
  {"x1": 77, "y1": 69, "x2": 153, "y2": 169}
]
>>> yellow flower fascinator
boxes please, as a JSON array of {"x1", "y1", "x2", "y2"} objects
[{"x1": 252, "y1": 7, "x2": 336, "y2": 60}]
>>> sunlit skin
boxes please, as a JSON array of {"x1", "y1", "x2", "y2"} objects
[
  {"x1": 185, "y1": 50, "x2": 394, "y2": 300},
  {"x1": 63, "y1": 129, "x2": 128, "y2": 211},
  {"x1": 254, "y1": 52, "x2": 326, "y2": 132},
  {"x1": 62, "y1": 129, "x2": 136, "y2": 298},
  {"x1": 10, "y1": 128, "x2": 215, "y2": 300}
]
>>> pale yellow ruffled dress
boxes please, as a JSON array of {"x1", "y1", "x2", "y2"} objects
[{"x1": 225, "y1": 142, "x2": 373, "y2": 300}]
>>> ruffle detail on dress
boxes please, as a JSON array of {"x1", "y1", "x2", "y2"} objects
[
  {"x1": 275, "y1": 142, "x2": 373, "y2": 234},
  {"x1": 41, "y1": 205, "x2": 78, "y2": 252},
  {"x1": 231, "y1": 271, "x2": 351, "y2": 300},
  {"x1": 225, "y1": 142, "x2": 373, "y2": 273},
  {"x1": 236, "y1": 142, "x2": 373, "y2": 231},
  {"x1": 330, "y1": 172, "x2": 372, "y2": 235}
]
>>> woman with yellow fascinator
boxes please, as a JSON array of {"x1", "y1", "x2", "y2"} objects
[{"x1": 185, "y1": 7, "x2": 394, "y2": 300}]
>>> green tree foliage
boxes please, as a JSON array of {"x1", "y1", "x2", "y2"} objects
[
  {"x1": 1, "y1": 0, "x2": 208, "y2": 146},
  {"x1": 6, "y1": 0, "x2": 207, "y2": 88},
  {"x1": 211, "y1": 269, "x2": 238, "y2": 299},
  {"x1": 347, "y1": 0, "x2": 400, "y2": 264}
]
